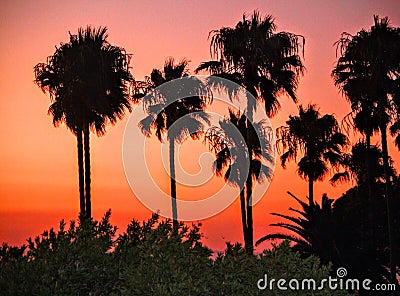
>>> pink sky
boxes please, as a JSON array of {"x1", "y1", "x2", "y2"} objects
[{"x1": 1, "y1": 0, "x2": 399, "y2": 252}]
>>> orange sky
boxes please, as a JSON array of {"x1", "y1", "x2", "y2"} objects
[{"x1": 1, "y1": 0, "x2": 400, "y2": 252}]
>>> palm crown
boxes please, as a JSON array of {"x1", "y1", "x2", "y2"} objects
[
  {"x1": 35, "y1": 26, "x2": 132, "y2": 135},
  {"x1": 206, "y1": 109, "x2": 274, "y2": 187},
  {"x1": 139, "y1": 58, "x2": 211, "y2": 143},
  {"x1": 196, "y1": 11, "x2": 304, "y2": 118}
]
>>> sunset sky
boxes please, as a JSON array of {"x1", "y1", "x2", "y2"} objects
[{"x1": 1, "y1": 0, "x2": 399, "y2": 252}]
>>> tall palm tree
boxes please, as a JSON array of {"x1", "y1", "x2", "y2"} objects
[
  {"x1": 332, "y1": 16, "x2": 400, "y2": 283},
  {"x1": 34, "y1": 26, "x2": 132, "y2": 219},
  {"x1": 276, "y1": 104, "x2": 348, "y2": 205},
  {"x1": 139, "y1": 58, "x2": 211, "y2": 228},
  {"x1": 195, "y1": 11, "x2": 304, "y2": 252},
  {"x1": 205, "y1": 109, "x2": 273, "y2": 252}
]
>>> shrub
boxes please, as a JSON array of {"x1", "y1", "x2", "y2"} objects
[{"x1": 0, "y1": 212, "x2": 349, "y2": 295}]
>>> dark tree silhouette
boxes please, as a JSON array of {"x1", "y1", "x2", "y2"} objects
[
  {"x1": 196, "y1": 11, "x2": 304, "y2": 253},
  {"x1": 340, "y1": 105, "x2": 381, "y2": 207},
  {"x1": 276, "y1": 104, "x2": 348, "y2": 205},
  {"x1": 139, "y1": 58, "x2": 211, "y2": 228},
  {"x1": 205, "y1": 109, "x2": 273, "y2": 251},
  {"x1": 256, "y1": 192, "x2": 340, "y2": 265},
  {"x1": 332, "y1": 16, "x2": 400, "y2": 283},
  {"x1": 331, "y1": 141, "x2": 395, "y2": 187},
  {"x1": 256, "y1": 191, "x2": 393, "y2": 292},
  {"x1": 34, "y1": 26, "x2": 132, "y2": 218}
]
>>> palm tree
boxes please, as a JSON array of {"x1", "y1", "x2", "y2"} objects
[
  {"x1": 276, "y1": 104, "x2": 348, "y2": 205},
  {"x1": 205, "y1": 109, "x2": 273, "y2": 252},
  {"x1": 139, "y1": 58, "x2": 211, "y2": 228},
  {"x1": 256, "y1": 192, "x2": 340, "y2": 264},
  {"x1": 332, "y1": 16, "x2": 400, "y2": 283},
  {"x1": 195, "y1": 11, "x2": 304, "y2": 252},
  {"x1": 34, "y1": 26, "x2": 132, "y2": 219}
]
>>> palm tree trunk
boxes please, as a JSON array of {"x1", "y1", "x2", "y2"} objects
[
  {"x1": 77, "y1": 128, "x2": 85, "y2": 218},
  {"x1": 246, "y1": 92, "x2": 255, "y2": 254},
  {"x1": 84, "y1": 124, "x2": 91, "y2": 219},
  {"x1": 239, "y1": 188, "x2": 248, "y2": 248},
  {"x1": 365, "y1": 132, "x2": 375, "y2": 251},
  {"x1": 365, "y1": 133, "x2": 372, "y2": 198},
  {"x1": 308, "y1": 177, "x2": 314, "y2": 205},
  {"x1": 246, "y1": 176, "x2": 254, "y2": 254},
  {"x1": 169, "y1": 139, "x2": 178, "y2": 229},
  {"x1": 380, "y1": 123, "x2": 396, "y2": 284}
]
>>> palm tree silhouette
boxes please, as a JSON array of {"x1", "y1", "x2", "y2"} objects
[
  {"x1": 195, "y1": 11, "x2": 304, "y2": 252},
  {"x1": 34, "y1": 26, "x2": 132, "y2": 218},
  {"x1": 139, "y1": 58, "x2": 211, "y2": 228},
  {"x1": 332, "y1": 16, "x2": 400, "y2": 283},
  {"x1": 205, "y1": 109, "x2": 273, "y2": 251},
  {"x1": 256, "y1": 192, "x2": 340, "y2": 264},
  {"x1": 276, "y1": 104, "x2": 348, "y2": 205}
]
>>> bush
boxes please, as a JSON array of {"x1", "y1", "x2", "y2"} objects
[
  {"x1": 115, "y1": 214, "x2": 213, "y2": 295},
  {"x1": 0, "y1": 212, "x2": 349, "y2": 295},
  {"x1": 1, "y1": 210, "x2": 118, "y2": 295}
]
